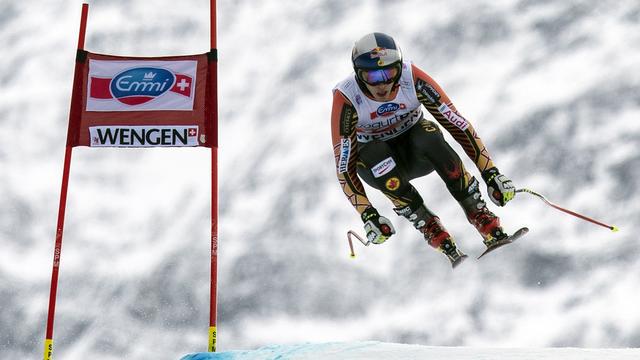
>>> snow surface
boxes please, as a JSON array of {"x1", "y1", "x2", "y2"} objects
[
  {"x1": 1, "y1": 0, "x2": 640, "y2": 359},
  {"x1": 180, "y1": 342, "x2": 640, "y2": 360}
]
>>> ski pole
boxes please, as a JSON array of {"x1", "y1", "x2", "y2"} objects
[
  {"x1": 516, "y1": 188, "x2": 619, "y2": 232},
  {"x1": 347, "y1": 230, "x2": 370, "y2": 258}
]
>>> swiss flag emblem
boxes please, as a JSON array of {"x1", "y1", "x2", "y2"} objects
[{"x1": 172, "y1": 75, "x2": 192, "y2": 97}]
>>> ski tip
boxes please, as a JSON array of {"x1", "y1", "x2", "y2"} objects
[{"x1": 611, "y1": 226, "x2": 619, "y2": 232}]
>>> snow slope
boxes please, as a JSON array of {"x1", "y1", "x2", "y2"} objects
[{"x1": 180, "y1": 342, "x2": 640, "y2": 360}]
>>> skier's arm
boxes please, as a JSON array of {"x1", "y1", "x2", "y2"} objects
[
  {"x1": 412, "y1": 64, "x2": 515, "y2": 206},
  {"x1": 411, "y1": 64, "x2": 495, "y2": 173},
  {"x1": 331, "y1": 90, "x2": 372, "y2": 216}
]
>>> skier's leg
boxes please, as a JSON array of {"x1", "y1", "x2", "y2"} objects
[
  {"x1": 392, "y1": 204, "x2": 467, "y2": 267},
  {"x1": 405, "y1": 119, "x2": 474, "y2": 199},
  {"x1": 405, "y1": 120, "x2": 506, "y2": 246},
  {"x1": 457, "y1": 178, "x2": 508, "y2": 246},
  {"x1": 356, "y1": 140, "x2": 423, "y2": 210},
  {"x1": 357, "y1": 140, "x2": 466, "y2": 266}
]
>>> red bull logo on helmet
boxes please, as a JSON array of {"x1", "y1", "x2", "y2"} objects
[{"x1": 369, "y1": 47, "x2": 388, "y2": 59}]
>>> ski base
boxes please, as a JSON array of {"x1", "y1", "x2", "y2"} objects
[{"x1": 477, "y1": 227, "x2": 529, "y2": 259}]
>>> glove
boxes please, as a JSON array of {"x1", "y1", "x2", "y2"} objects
[
  {"x1": 361, "y1": 207, "x2": 396, "y2": 244},
  {"x1": 482, "y1": 167, "x2": 515, "y2": 207}
]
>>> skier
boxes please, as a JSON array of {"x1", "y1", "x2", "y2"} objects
[{"x1": 331, "y1": 32, "x2": 516, "y2": 267}]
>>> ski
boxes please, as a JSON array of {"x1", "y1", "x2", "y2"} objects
[
  {"x1": 477, "y1": 227, "x2": 529, "y2": 259},
  {"x1": 450, "y1": 253, "x2": 469, "y2": 268}
]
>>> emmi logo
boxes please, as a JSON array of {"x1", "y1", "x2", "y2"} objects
[
  {"x1": 110, "y1": 67, "x2": 175, "y2": 105},
  {"x1": 89, "y1": 126, "x2": 199, "y2": 147}
]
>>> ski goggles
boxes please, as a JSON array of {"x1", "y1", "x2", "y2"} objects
[{"x1": 357, "y1": 65, "x2": 401, "y2": 86}]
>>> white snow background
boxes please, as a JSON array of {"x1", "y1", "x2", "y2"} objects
[{"x1": 1, "y1": 0, "x2": 639, "y2": 359}]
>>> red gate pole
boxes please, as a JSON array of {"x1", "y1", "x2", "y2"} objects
[
  {"x1": 43, "y1": 4, "x2": 89, "y2": 360},
  {"x1": 208, "y1": 0, "x2": 219, "y2": 353}
]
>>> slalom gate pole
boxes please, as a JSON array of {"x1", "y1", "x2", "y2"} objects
[
  {"x1": 43, "y1": 4, "x2": 89, "y2": 360},
  {"x1": 209, "y1": 0, "x2": 219, "y2": 352},
  {"x1": 516, "y1": 188, "x2": 619, "y2": 232}
]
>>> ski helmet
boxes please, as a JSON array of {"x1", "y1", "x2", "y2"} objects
[{"x1": 352, "y1": 32, "x2": 403, "y2": 86}]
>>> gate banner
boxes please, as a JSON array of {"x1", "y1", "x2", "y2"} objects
[{"x1": 68, "y1": 52, "x2": 212, "y2": 147}]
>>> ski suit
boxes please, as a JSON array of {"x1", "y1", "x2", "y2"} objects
[{"x1": 331, "y1": 61, "x2": 496, "y2": 215}]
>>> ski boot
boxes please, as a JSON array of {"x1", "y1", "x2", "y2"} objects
[
  {"x1": 458, "y1": 178, "x2": 508, "y2": 248},
  {"x1": 395, "y1": 204, "x2": 468, "y2": 268}
]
